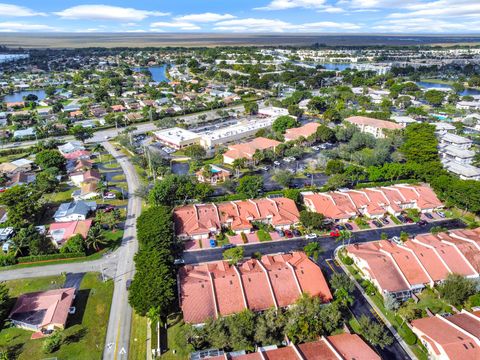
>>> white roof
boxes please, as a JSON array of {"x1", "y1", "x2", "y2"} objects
[
  {"x1": 442, "y1": 145, "x2": 475, "y2": 158},
  {"x1": 154, "y1": 127, "x2": 200, "y2": 144},
  {"x1": 10, "y1": 158, "x2": 33, "y2": 167},
  {"x1": 392, "y1": 116, "x2": 417, "y2": 124},
  {"x1": 443, "y1": 161, "x2": 480, "y2": 177},
  {"x1": 441, "y1": 132, "x2": 473, "y2": 144},
  {"x1": 434, "y1": 122, "x2": 456, "y2": 131}
]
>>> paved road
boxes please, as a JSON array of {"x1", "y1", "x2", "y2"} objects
[
  {"x1": 102, "y1": 142, "x2": 142, "y2": 360},
  {"x1": 182, "y1": 218, "x2": 465, "y2": 264}
]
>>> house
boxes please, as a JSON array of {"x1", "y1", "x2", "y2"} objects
[
  {"x1": 63, "y1": 150, "x2": 91, "y2": 161},
  {"x1": 174, "y1": 197, "x2": 300, "y2": 240},
  {"x1": 67, "y1": 158, "x2": 93, "y2": 174},
  {"x1": 434, "y1": 122, "x2": 456, "y2": 135},
  {"x1": 53, "y1": 201, "x2": 96, "y2": 222},
  {"x1": 346, "y1": 228, "x2": 480, "y2": 300},
  {"x1": 5, "y1": 172, "x2": 36, "y2": 188},
  {"x1": 302, "y1": 184, "x2": 443, "y2": 222},
  {"x1": 392, "y1": 116, "x2": 418, "y2": 126},
  {"x1": 442, "y1": 161, "x2": 480, "y2": 181},
  {"x1": 284, "y1": 122, "x2": 321, "y2": 142},
  {"x1": 48, "y1": 219, "x2": 92, "y2": 246},
  {"x1": 9, "y1": 288, "x2": 75, "y2": 332},
  {"x1": 223, "y1": 137, "x2": 281, "y2": 165},
  {"x1": 58, "y1": 141, "x2": 85, "y2": 155},
  {"x1": 153, "y1": 127, "x2": 201, "y2": 149},
  {"x1": 195, "y1": 164, "x2": 231, "y2": 184},
  {"x1": 439, "y1": 133, "x2": 473, "y2": 150},
  {"x1": 13, "y1": 127, "x2": 35, "y2": 139},
  {"x1": 72, "y1": 182, "x2": 99, "y2": 201},
  {"x1": 345, "y1": 116, "x2": 402, "y2": 138},
  {"x1": 69, "y1": 169, "x2": 101, "y2": 187},
  {"x1": 0, "y1": 158, "x2": 33, "y2": 175},
  {"x1": 179, "y1": 252, "x2": 332, "y2": 324},
  {"x1": 440, "y1": 145, "x2": 475, "y2": 165},
  {"x1": 411, "y1": 311, "x2": 480, "y2": 360}
]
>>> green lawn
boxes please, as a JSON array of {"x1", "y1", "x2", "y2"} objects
[
  {"x1": 129, "y1": 313, "x2": 148, "y2": 360},
  {"x1": 0, "y1": 272, "x2": 113, "y2": 360},
  {"x1": 416, "y1": 289, "x2": 452, "y2": 314},
  {"x1": 112, "y1": 174, "x2": 126, "y2": 182},
  {"x1": 5, "y1": 275, "x2": 66, "y2": 297},
  {"x1": 257, "y1": 229, "x2": 272, "y2": 242},
  {"x1": 159, "y1": 317, "x2": 191, "y2": 360}
]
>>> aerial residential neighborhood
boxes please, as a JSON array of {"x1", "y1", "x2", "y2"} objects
[{"x1": 0, "y1": 3, "x2": 480, "y2": 360}]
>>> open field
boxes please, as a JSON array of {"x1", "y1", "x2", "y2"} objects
[{"x1": 2, "y1": 33, "x2": 480, "y2": 49}]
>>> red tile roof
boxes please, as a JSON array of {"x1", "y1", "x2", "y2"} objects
[
  {"x1": 346, "y1": 116, "x2": 403, "y2": 130},
  {"x1": 284, "y1": 122, "x2": 320, "y2": 142},
  {"x1": 179, "y1": 252, "x2": 331, "y2": 324},
  {"x1": 223, "y1": 137, "x2": 280, "y2": 162}
]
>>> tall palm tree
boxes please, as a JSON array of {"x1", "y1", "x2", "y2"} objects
[
  {"x1": 86, "y1": 224, "x2": 107, "y2": 251},
  {"x1": 92, "y1": 143, "x2": 104, "y2": 162}
]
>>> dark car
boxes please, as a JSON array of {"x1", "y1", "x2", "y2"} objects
[
  {"x1": 380, "y1": 217, "x2": 389, "y2": 225},
  {"x1": 292, "y1": 229, "x2": 301, "y2": 236},
  {"x1": 335, "y1": 225, "x2": 345, "y2": 230},
  {"x1": 126, "y1": 279, "x2": 132, "y2": 290},
  {"x1": 284, "y1": 230, "x2": 293, "y2": 238},
  {"x1": 222, "y1": 244, "x2": 236, "y2": 249},
  {"x1": 417, "y1": 220, "x2": 427, "y2": 226},
  {"x1": 344, "y1": 223, "x2": 353, "y2": 230},
  {"x1": 372, "y1": 220, "x2": 383, "y2": 228},
  {"x1": 404, "y1": 216, "x2": 414, "y2": 223},
  {"x1": 424, "y1": 213, "x2": 434, "y2": 219},
  {"x1": 397, "y1": 215, "x2": 407, "y2": 223}
]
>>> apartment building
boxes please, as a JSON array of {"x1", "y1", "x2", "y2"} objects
[{"x1": 345, "y1": 116, "x2": 402, "y2": 138}]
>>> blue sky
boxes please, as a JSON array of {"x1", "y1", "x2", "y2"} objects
[{"x1": 0, "y1": 1, "x2": 479, "y2": 34}]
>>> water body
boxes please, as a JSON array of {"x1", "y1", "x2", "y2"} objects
[
  {"x1": 2, "y1": 89, "x2": 47, "y2": 103},
  {"x1": 319, "y1": 63, "x2": 352, "y2": 71},
  {"x1": 132, "y1": 64, "x2": 168, "y2": 83},
  {"x1": 416, "y1": 81, "x2": 480, "y2": 96}
]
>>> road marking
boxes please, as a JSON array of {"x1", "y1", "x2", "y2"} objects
[
  {"x1": 325, "y1": 259, "x2": 337, "y2": 273},
  {"x1": 107, "y1": 342, "x2": 114, "y2": 351},
  {"x1": 119, "y1": 347, "x2": 126, "y2": 355}
]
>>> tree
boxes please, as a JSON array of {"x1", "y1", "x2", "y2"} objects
[
  {"x1": 223, "y1": 246, "x2": 244, "y2": 265},
  {"x1": 204, "y1": 317, "x2": 230, "y2": 349},
  {"x1": 184, "y1": 144, "x2": 206, "y2": 160},
  {"x1": 438, "y1": 273, "x2": 477, "y2": 307},
  {"x1": 272, "y1": 115, "x2": 299, "y2": 133},
  {"x1": 400, "y1": 123, "x2": 439, "y2": 164},
  {"x1": 315, "y1": 124, "x2": 335, "y2": 143},
  {"x1": 149, "y1": 174, "x2": 200, "y2": 207},
  {"x1": 325, "y1": 173, "x2": 349, "y2": 190},
  {"x1": 424, "y1": 89, "x2": 445, "y2": 107},
  {"x1": 236, "y1": 175, "x2": 263, "y2": 198},
  {"x1": 358, "y1": 315, "x2": 393, "y2": 349},
  {"x1": 35, "y1": 149, "x2": 66, "y2": 171},
  {"x1": 85, "y1": 224, "x2": 107, "y2": 251},
  {"x1": 95, "y1": 209, "x2": 120, "y2": 231},
  {"x1": 287, "y1": 104, "x2": 303, "y2": 118},
  {"x1": 60, "y1": 234, "x2": 86, "y2": 255},
  {"x1": 42, "y1": 330, "x2": 64, "y2": 353},
  {"x1": 70, "y1": 125, "x2": 94, "y2": 143},
  {"x1": 398, "y1": 300, "x2": 423, "y2": 323},
  {"x1": 273, "y1": 169, "x2": 293, "y2": 187},
  {"x1": 303, "y1": 242, "x2": 323, "y2": 261},
  {"x1": 0, "y1": 186, "x2": 41, "y2": 227},
  {"x1": 243, "y1": 102, "x2": 258, "y2": 115},
  {"x1": 307, "y1": 96, "x2": 328, "y2": 113},
  {"x1": 0, "y1": 282, "x2": 10, "y2": 327},
  {"x1": 136, "y1": 206, "x2": 174, "y2": 250},
  {"x1": 35, "y1": 169, "x2": 60, "y2": 193},
  {"x1": 300, "y1": 210, "x2": 325, "y2": 230},
  {"x1": 330, "y1": 273, "x2": 354, "y2": 294},
  {"x1": 384, "y1": 293, "x2": 400, "y2": 312},
  {"x1": 232, "y1": 158, "x2": 246, "y2": 178},
  {"x1": 325, "y1": 160, "x2": 345, "y2": 175},
  {"x1": 254, "y1": 308, "x2": 286, "y2": 346},
  {"x1": 226, "y1": 310, "x2": 256, "y2": 351},
  {"x1": 128, "y1": 246, "x2": 176, "y2": 317},
  {"x1": 15, "y1": 225, "x2": 55, "y2": 256}
]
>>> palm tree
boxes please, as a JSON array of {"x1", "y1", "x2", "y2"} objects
[
  {"x1": 92, "y1": 143, "x2": 104, "y2": 162},
  {"x1": 337, "y1": 230, "x2": 353, "y2": 246},
  {"x1": 232, "y1": 158, "x2": 246, "y2": 178},
  {"x1": 86, "y1": 224, "x2": 107, "y2": 251},
  {"x1": 9, "y1": 236, "x2": 26, "y2": 257}
]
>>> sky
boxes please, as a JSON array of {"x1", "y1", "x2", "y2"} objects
[{"x1": 0, "y1": 1, "x2": 480, "y2": 34}]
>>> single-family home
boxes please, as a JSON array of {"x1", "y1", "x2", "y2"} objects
[
  {"x1": 48, "y1": 219, "x2": 92, "y2": 246},
  {"x1": 58, "y1": 141, "x2": 85, "y2": 155},
  {"x1": 69, "y1": 169, "x2": 101, "y2": 187},
  {"x1": 13, "y1": 127, "x2": 35, "y2": 139},
  {"x1": 53, "y1": 201, "x2": 96, "y2": 222},
  {"x1": 195, "y1": 165, "x2": 231, "y2": 185}
]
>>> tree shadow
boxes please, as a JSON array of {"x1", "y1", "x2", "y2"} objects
[
  {"x1": 64, "y1": 327, "x2": 87, "y2": 345},
  {"x1": 67, "y1": 289, "x2": 90, "y2": 327},
  {"x1": 5, "y1": 343, "x2": 24, "y2": 359}
]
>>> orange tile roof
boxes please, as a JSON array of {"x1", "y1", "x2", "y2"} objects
[
  {"x1": 411, "y1": 315, "x2": 480, "y2": 360},
  {"x1": 179, "y1": 252, "x2": 331, "y2": 324},
  {"x1": 446, "y1": 312, "x2": 480, "y2": 339},
  {"x1": 174, "y1": 204, "x2": 221, "y2": 237},
  {"x1": 403, "y1": 240, "x2": 451, "y2": 282},
  {"x1": 223, "y1": 137, "x2": 280, "y2": 162},
  {"x1": 263, "y1": 347, "x2": 297, "y2": 360},
  {"x1": 284, "y1": 122, "x2": 320, "y2": 142},
  {"x1": 326, "y1": 333, "x2": 381, "y2": 360},
  {"x1": 346, "y1": 116, "x2": 402, "y2": 130},
  {"x1": 436, "y1": 233, "x2": 480, "y2": 273}
]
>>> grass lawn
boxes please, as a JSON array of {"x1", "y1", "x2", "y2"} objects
[
  {"x1": 0, "y1": 152, "x2": 30, "y2": 164},
  {"x1": 5, "y1": 275, "x2": 66, "y2": 297},
  {"x1": 129, "y1": 312, "x2": 148, "y2": 360},
  {"x1": 416, "y1": 289, "x2": 452, "y2": 314},
  {"x1": 43, "y1": 184, "x2": 74, "y2": 204},
  {"x1": 102, "y1": 162, "x2": 121, "y2": 170},
  {"x1": 0, "y1": 272, "x2": 113, "y2": 360},
  {"x1": 257, "y1": 229, "x2": 272, "y2": 242},
  {"x1": 158, "y1": 317, "x2": 191, "y2": 360}
]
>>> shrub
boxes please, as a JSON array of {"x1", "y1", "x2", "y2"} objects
[
  {"x1": 43, "y1": 330, "x2": 63, "y2": 353},
  {"x1": 241, "y1": 232, "x2": 248, "y2": 244},
  {"x1": 17, "y1": 252, "x2": 85, "y2": 263},
  {"x1": 0, "y1": 253, "x2": 17, "y2": 267},
  {"x1": 342, "y1": 255, "x2": 354, "y2": 265}
]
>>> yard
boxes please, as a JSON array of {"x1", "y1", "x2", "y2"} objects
[{"x1": 0, "y1": 272, "x2": 113, "y2": 360}]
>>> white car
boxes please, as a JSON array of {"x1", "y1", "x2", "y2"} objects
[
  {"x1": 437, "y1": 211, "x2": 446, "y2": 218},
  {"x1": 68, "y1": 307, "x2": 76, "y2": 314},
  {"x1": 273, "y1": 161, "x2": 281, "y2": 166},
  {"x1": 391, "y1": 236, "x2": 401, "y2": 245},
  {"x1": 305, "y1": 233, "x2": 317, "y2": 239},
  {"x1": 103, "y1": 192, "x2": 116, "y2": 199},
  {"x1": 312, "y1": 146, "x2": 320, "y2": 151}
]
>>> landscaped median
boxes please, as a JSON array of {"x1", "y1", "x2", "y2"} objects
[{"x1": 335, "y1": 248, "x2": 429, "y2": 360}]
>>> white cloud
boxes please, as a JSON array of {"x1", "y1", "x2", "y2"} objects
[
  {"x1": 255, "y1": 0, "x2": 327, "y2": 10},
  {"x1": 0, "y1": 3, "x2": 46, "y2": 17},
  {"x1": 54, "y1": 5, "x2": 169, "y2": 21},
  {"x1": 175, "y1": 13, "x2": 236, "y2": 22},
  {"x1": 373, "y1": 17, "x2": 480, "y2": 33},
  {"x1": 299, "y1": 21, "x2": 361, "y2": 30},
  {"x1": 389, "y1": 0, "x2": 480, "y2": 19},
  {"x1": 150, "y1": 21, "x2": 201, "y2": 31},
  {"x1": 0, "y1": 22, "x2": 56, "y2": 32}
]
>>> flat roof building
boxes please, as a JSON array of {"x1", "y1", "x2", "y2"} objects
[{"x1": 154, "y1": 127, "x2": 201, "y2": 149}]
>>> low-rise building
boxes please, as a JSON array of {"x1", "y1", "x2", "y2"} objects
[
  {"x1": 48, "y1": 219, "x2": 92, "y2": 246},
  {"x1": 442, "y1": 161, "x2": 480, "y2": 181},
  {"x1": 284, "y1": 122, "x2": 321, "y2": 142},
  {"x1": 345, "y1": 116, "x2": 402, "y2": 138},
  {"x1": 411, "y1": 311, "x2": 480, "y2": 360},
  {"x1": 13, "y1": 127, "x2": 35, "y2": 139},
  {"x1": 439, "y1": 133, "x2": 473, "y2": 150},
  {"x1": 174, "y1": 197, "x2": 299, "y2": 240},
  {"x1": 53, "y1": 201, "x2": 96, "y2": 222},
  {"x1": 153, "y1": 127, "x2": 200, "y2": 149},
  {"x1": 346, "y1": 228, "x2": 480, "y2": 300},
  {"x1": 69, "y1": 169, "x2": 101, "y2": 187},
  {"x1": 441, "y1": 145, "x2": 475, "y2": 165},
  {"x1": 223, "y1": 137, "x2": 280, "y2": 165},
  {"x1": 179, "y1": 252, "x2": 332, "y2": 324},
  {"x1": 9, "y1": 288, "x2": 75, "y2": 332},
  {"x1": 58, "y1": 141, "x2": 85, "y2": 155},
  {"x1": 195, "y1": 164, "x2": 231, "y2": 185}
]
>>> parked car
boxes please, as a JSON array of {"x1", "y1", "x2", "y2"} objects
[
  {"x1": 372, "y1": 220, "x2": 383, "y2": 228},
  {"x1": 397, "y1": 215, "x2": 407, "y2": 223},
  {"x1": 437, "y1": 211, "x2": 446, "y2": 218},
  {"x1": 417, "y1": 220, "x2": 427, "y2": 226},
  {"x1": 273, "y1": 161, "x2": 281, "y2": 166},
  {"x1": 103, "y1": 205, "x2": 115, "y2": 213},
  {"x1": 344, "y1": 223, "x2": 353, "y2": 230},
  {"x1": 284, "y1": 230, "x2": 293, "y2": 238},
  {"x1": 391, "y1": 236, "x2": 401, "y2": 245},
  {"x1": 424, "y1": 212, "x2": 434, "y2": 219},
  {"x1": 283, "y1": 157, "x2": 293, "y2": 163},
  {"x1": 312, "y1": 146, "x2": 320, "y2": 151},
  {"x1": 404, "y1": 216, "x2": 414, "y2": 223},
  {"x1": 68, "y1": 307, "x2": 76, "y2": 314},
  {"x1": 380, "y1": 217, "x2": 390, "y2": 225},
  {"x1": 277, "y1": 230, "x2": 285, "y2": 237},
  {"x1": 330, "y1": 229, "x2": 340, "y2": 237},
  {"x1": 174, "y1": 259, "x2": 185, "y2": 265},
  {"x1": 305, "y1": 233, "x2": 317, "y2": 239},
  {"x1": 222, "y1": 244, "x2": 236, "y2": 249},
  {"x1": 335, "y1": 225, "x2": 345, "y2": 230},
  {"x1": 209, "y1": 239, "x2": 217, "y2": 248},
  {"x1": 292, "y1": 229, "x2": 301, "y2": 236},
  {"x1": 103, "y1": 192, "x2": 116, "y2": 199},
  {"x1": 126, "y1": 279, "x2": 132, "y2": 290}
]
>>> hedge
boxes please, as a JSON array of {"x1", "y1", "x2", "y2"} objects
[{"x1": 17, "y1": 252, "x2": 85, "y2": 263}]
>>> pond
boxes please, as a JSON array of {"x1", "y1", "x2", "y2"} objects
[
  {"x1": 2, "y1": 89, "x2": 47, "y2": 103},
  {"x1": 319, "y1": 63, "x2": 352, "y2": 71},
  {"x1": 416, "y1": 81, "x2": 480, "y2": 96},
  {"x1": 132, "y1": 64, "x2": 169, "y2": 83}
]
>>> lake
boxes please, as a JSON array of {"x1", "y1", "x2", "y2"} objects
[
  {"x1": 319, "y1": 63, "x2": 352, "y2": 71},
  {"x1": 2, "y1": 89, "x2": 47, "y2": 103},
  {"x1": 416, "y1": 81, "x2": 480, "y2": 96},
  {"x1": 132, "y1": 64, "x2": 168, "y2": 83}
]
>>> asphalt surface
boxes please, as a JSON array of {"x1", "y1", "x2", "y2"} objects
[{"x1": 102, "y1": 142, "x2": 142, "y2": 360}]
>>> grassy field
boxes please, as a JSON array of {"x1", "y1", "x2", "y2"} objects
[
  {"x1": 0, "y1": 272, "x2": 113, "y2": 360},
  {"x1": 129, "y1": 313, "x2": 148, "y2": 360}
]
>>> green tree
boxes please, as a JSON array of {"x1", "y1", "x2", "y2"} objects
[
  {"x1": 136, "y1": 206, "x2": 174, "y2": 250},
  {"x1": 184, "y1": 144, "x2": 206, "y2": 160},
  {"x1": 226, "y1": 310, "x2": 256, "y2": 351},
  {"x1": 0, "y1": 186, "x2": 41, "y2": 227},
  {"x1": 35, "y1": 149, "x2": 66, "y2": 171},
  {"x1": 398, "y1": 300, "x2": 423, "y2": 323},
  {"x1": 303, "y1": 242, "x2": 323, "y2": 260},
  {"x1": 424, "y1": 89, "x2": 445, "y2": 107},
  {"x1": 35, "y1": 169, "x2": 60, "y2": 193},
  {"x1": 254, "y1": 308, "x2": 286, "y2": 346},
  {"x1": 236, "y1": 175, "x2": 263, "y2": 198},
  {"x1": 70, "y1": 125, "x2": 94, "y2": 143},
  {"x1": 149, "y1": 174, "x2": 198, "y2": 207},
  {"x1": 60, "y1": 234, "x2": 86, "y2": 255},
  {"x1": 307, "y1": 96, "x2": 328, "y2": 113},
  {"x1": 204, "y1": 317, "x2": 230, "y2": 349},
  {"x1": 42, "y1": 330, "x2": 64, "y2": 353},
  {"x1": 0, "y1": 282, "x2": 10, "y2": 327},
  {"x1": 438, "y1": 273, "x2": 477, "y2": 307},
  {"x1": 272, "y1": 115, "x2": 299, "y2": 133},
  {"x1": 330, "y1": 273, "x2": 354, "y2": 294},
  {"x1": 273, "y1": 169, "x2": 293, "y2": 187},
  {"x1": 85, "y1": 224, "x2": 107, "y2": 251},
  {"x1": 243, "y1": 102, "x2": 259, "y2": 115},
  {"x1": 358, "y1": 315, "x2": 393, "y2": 349},
  {"x1": 325, "y1": 160, "x2": 345, "y2": 175},
  {"x1": 223, "y1": 246, "x2": 244, "y2": 265},
  {"x1": 315, "y1": 124, "x2": 336, "y2": 143},
  {"x1": 299, "y1": 210, "x2": 325, "y2": 230},
  {"x1": 384, "y1": 293, "x2": 400, "y2": 312}
]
